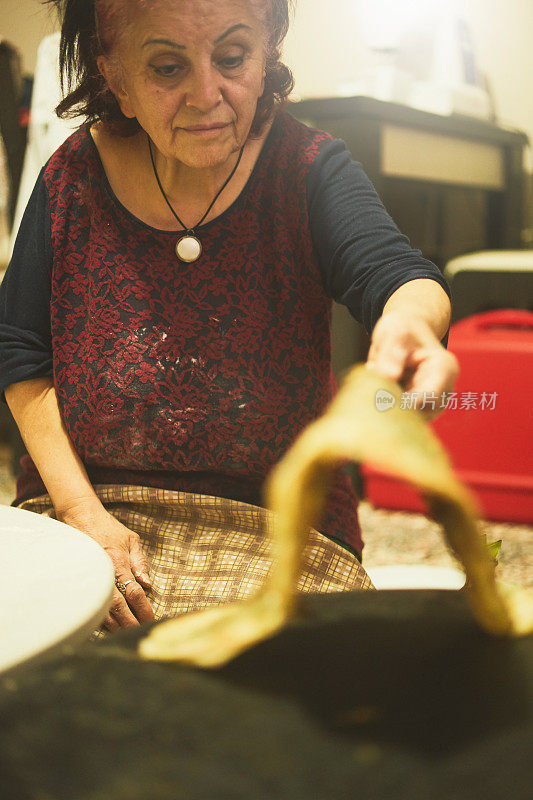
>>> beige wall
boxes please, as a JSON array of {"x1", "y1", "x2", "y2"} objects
[
  {"x1": 283, "y1": 0, "x2": 533, "y2": 169},
  {"x1": 2, "y1": 0, "x2": 532, "y2": 166},
  {"x1": 2, "y1": 0, "x2": 59, "y2": 74},
  {"x1": 462, "y1": 0, "x2": 533, "y2": 154}
]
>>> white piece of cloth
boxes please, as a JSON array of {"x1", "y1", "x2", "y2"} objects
[{"x1": 9, "y1": 32, "x2": 79, "y2": 256}]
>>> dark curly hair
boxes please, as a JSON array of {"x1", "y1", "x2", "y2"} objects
[{"x1": 44, "y1": 0, "x2": 295, "y2": 137}]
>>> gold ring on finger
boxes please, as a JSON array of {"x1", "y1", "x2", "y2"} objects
[{"x1": 114, "y1": 577, "x2": 136, "y2": 596}]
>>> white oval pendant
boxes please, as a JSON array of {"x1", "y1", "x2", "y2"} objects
[{"x1": 176, "y1": 235, "x2": 202, "y2": 263}]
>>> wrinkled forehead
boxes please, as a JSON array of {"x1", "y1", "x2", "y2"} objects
[{"x1": 96, "y1": 0, "x2": 270, "y2": 51}]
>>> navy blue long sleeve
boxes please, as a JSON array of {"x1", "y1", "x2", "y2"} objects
[
  {"x1": 0, "y1": 165, "x2": 53, "y2": 395},
  {"x1": 306, "y1": 138, "x2": 451, "y2": 343}
]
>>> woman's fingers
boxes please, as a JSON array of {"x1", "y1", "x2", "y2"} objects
[
  {"x1": 104, "y1": 587, "x2": 139, "y2": 630},
  {"x1": 108, "y1": 542, "x2": 153, "y2": 626},
  {"x1": 390, "y1": 347, "x2": 457, "y2": 421},
  {"x1": 366, "y1": 312, "x2": 460, "y2": 421},
  {"x1": 128, "y1": 534, "x2": 152, "y2": 587},
  {"x1": 103, "y1": 580, "x2": 154, "y2": 631},
  {"x1": 366, "y1": 340, "x2": 407, "y2": 382},
  {"x1": 406, "y1": 347, "x2": 459, "y2": 395},
  {"x1": 102, "y1": 611, "x2": 121, "y2": 632},
  {"x1": 123, "y1": 577, "x2": 154, "y2": 623}
]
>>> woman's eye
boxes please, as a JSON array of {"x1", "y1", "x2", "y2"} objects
[
  {"x1": 150, "y1": 54, "x2": 244, "y2": 78},
  {"x1": 151, "y1": 64, "x2": 183, "y2": 77},
  {"x1": 219, "y1": 55, "x2": 244, "y2": 69}
]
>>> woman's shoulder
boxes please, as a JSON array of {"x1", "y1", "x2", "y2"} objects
[
  {"x1": 273, "y1": 108, "x2": 335, "y2": 166},
  {"x1": 41, "y1": 119, "x2": 144, "y2": 215},
  {"x1": 87, "y1": 120, "x2": 145, "y2": 175},
  {"x1": 39, "y1": 121, "x2": 106, "y2": 211},
  {"x1": 43, "y1": 122, "x2": 95, "y2": 179}
]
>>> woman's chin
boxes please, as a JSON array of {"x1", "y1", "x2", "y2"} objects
[{"x1": 177, "y1": 143, "x2": 241, "y2": 171}]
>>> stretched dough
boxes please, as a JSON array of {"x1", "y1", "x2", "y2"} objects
[{"x1": 139, "y1": 365, "x2": 533, "y2": 667}]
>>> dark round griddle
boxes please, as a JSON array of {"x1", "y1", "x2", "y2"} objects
[{"x1": 1, "y1": 590, "x2": 532, "y2": 800}]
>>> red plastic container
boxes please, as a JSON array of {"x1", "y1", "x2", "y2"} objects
[{"x1": 362, "y1": 309, "x2": 533, "y2": 523}]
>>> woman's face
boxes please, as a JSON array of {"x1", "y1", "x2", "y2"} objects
[{"x1": 100, "y1": 0, "x2": 267, "y2": 169}]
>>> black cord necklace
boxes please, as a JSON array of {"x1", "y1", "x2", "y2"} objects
[{"x1": 147, "y1": 134, "x2": 245, "y2": 263}]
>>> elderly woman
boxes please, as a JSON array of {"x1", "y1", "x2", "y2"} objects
[{"x1": 0, "y1": 0, "x2": 456, "y2": 631}]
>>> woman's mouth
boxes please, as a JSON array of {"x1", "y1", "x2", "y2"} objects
[{"x1": 182, "y1": 124, "x2": 230, "y2": 136}]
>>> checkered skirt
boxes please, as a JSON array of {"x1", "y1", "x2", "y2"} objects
[{"x1": 19, "y1": 485, "x2": 374, "y2": 622}]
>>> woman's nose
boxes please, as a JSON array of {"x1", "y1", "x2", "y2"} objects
[{"x1": 184, "y1": 65, "x2": 223, "y2": 112}]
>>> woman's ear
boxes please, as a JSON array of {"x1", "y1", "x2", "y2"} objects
[
  {"x1": 259, "y1": 64, "x2": 266, "y2": 97},
  {"x1": 96, "y1": 55, "x2": 136, "y2": 118}
]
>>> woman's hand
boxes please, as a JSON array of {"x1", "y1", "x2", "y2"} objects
[
  {"x1": 366, "y1": 310, "x2": 459, "y2": 421},
  {"x1": 57, "y1": 497, "x2": 154, "y2": 631}
]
